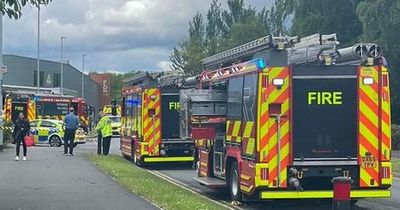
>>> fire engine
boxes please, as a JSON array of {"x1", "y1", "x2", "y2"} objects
[
  {"x1": 3, "y1": 89, "x2": 89, "y2": 129},
  {"x1": 120, "y1": 73, "x2": 195, "y2": 165},
  {"x1": 103, "y1": 104, "x2": 121, "y2": 116},
  {"x1": 189, "y1": 33, "x2": 392, "y2": 202}
]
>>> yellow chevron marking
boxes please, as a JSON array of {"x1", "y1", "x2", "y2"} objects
[
  {"x1": 359, "y1": 122, "x2": 379, "y2": 149},
  {"x1": 359, "y1": 100, "x2": 378, "y2": 127}
]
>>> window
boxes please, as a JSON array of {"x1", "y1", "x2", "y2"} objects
[
  {"x1": 33, "y1": 71, "x2": 45, "y2": 87},
  {"x1": 227, "y1": 77, "x2": 244, "y2": 120},
  {"x1": 30, "y1": 121, "x2": 39, "y2": 127},
  {"x1": 121, "y1": 97, "x2": 126, "y2": 117},
  {"x1": 243, "y1": 74, "x2": 257, "y2": 121},
  {"x1": 40, "y1": 121, "x2": 56, "y2": 128},
  {"x1": 53, "y1": 73, "x2": 61, "y2": 87},
  {"x1": 126, "y1": 95, "x2": 133, "y2": 116}
]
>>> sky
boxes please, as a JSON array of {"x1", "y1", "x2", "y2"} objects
[{"x1": 3, "y1": 0, "x2": 273, "y2": 73}]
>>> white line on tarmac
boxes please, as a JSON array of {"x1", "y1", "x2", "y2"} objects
[{"x1": 147, "y1": 169, "x2": 242, "y2": 210}]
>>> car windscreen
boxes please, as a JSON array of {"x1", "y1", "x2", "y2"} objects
[{"x1": 109, "y1": 117, "x2": 121, "y2": 122}]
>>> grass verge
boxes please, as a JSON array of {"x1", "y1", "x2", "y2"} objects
[
  {"x1": 89, "y1": 154, "x2": 225, "y2": 210},
  {"x1": 393, "y1": 158, "x2": 400, "y2": 173}
]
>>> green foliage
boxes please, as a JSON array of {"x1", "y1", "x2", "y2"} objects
[
  {"x1": 110, "y1": 71, "x2": 139, "y2": 101},
  {"x1": 90, "y1": 155, "x2": 224, "y2": 210},
  {"x1": 289, "y1": 0, "x2": 362, "y2": 46},
  {"x1": 0, "y1": 0, "x2": 51, "y2": 19},
  {"x1": 170, "y1": 0, "x2": 282, "y2": 76},
  {"x1": 173, "y1": 0, "x2": 400, "y2": 124},
  {"x1": 356, "y1": 0, "x2": 400, "y2": 123},
  {"x1": 392, "y1": 124, "x2": 400, "y2": 150}
]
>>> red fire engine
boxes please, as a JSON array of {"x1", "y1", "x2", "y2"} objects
[{"x1": 189, "y1": 34, "x2": 392, "y2": 202}]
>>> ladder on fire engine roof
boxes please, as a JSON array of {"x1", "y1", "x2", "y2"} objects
[
  {"x1": 202, "y1": 34, "x2": 298, "y2": 68},
  {"x1": 201, "y1": 33, "x2": 342, "y2": 68},
  {"x1": 287, "y1": 33, "x2": 339, "y2": 64}
]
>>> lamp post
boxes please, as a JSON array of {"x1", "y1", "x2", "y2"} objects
[
  {"x1": 36, "y1": 3, "x2": 41, "y2": 92},
  {"x1": 82, "y1": 54, "x2": 87, "y2": 98},
  {"x1": 0, "y1": 15, "x2": 3, "y2": 151},
  {"x1": 60, "y1": 36, "x2": 66, "y2": 95}
]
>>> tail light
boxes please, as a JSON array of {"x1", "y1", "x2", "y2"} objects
[
  {"x1": 262, "y1": 75, "x2": 268, "y2": 88},
  {"x1": 261, "y1": 168, "x2": 268, "y2": 180},
  {"x1": 382, "y1": 74, "x2": 388, "y2": 87},
  {"x1": 380, "y1": 166, "x2": 391, "y2": 179}
]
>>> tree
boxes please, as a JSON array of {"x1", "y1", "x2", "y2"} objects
[
  {"x1": 170, "y1": 0, "x2": 273, "y2": 75},
  {"x1": 288, "y1": 0, "x2": 362, "y2": 46},
  {"x1": 110, "y1": 71, "x2": 139, "y2": 100},
  {"x1": 169, "y1": 12, "x2": 206, "y2": 76},
  {"x1": 356, "y1": 0, "x2": 400, "y2": 123},
  {"x1": 0, "y1": 0, "x2": 51, "y2": 19}
]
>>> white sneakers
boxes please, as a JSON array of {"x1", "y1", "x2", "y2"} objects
[{"x1": 14, "y1": 156, "x2": 27, "y2": 161}]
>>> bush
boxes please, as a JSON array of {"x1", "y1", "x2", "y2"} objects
[{"x1": 392, "y1": 124, "x2": 400, "y2": 150}]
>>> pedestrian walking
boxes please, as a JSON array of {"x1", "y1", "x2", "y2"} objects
[
  {"x1": 97, "y1": 110, "x2": 103, "y2": 155},
  {"x1": 13, "y1": 112, "x2": 30, "y2": 161},
  {"x1": 96, "y1": 112, "x2": 112, "y2": 155},
  {"x1": 63, "y1": 107, "x2": 79, "y2": 156}
]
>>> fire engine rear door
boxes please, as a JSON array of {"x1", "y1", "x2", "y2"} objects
[
  {"x1": 292, "y1": 66, "x2": 358, "y2": 161},
  {"x1": 161, "y1": 93, "x2": 180, "y2": 140}
]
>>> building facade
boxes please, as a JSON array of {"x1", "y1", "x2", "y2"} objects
[
  {"x1": 88, "y1": 72, "x2": 112, "y2": 109},
  {"x1": 2, "y1": 54, "x2": 101, "y2": 110}
]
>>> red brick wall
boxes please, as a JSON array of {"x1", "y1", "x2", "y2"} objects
[{"x1": 89, "y1": 73, "x2": 112, "y2": 108}]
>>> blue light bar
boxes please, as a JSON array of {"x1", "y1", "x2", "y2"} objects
[
  {"x1": 257, "y1": 58, "x2": 266, "y2": 69},
  {"x1": 127, "y1": 99, "x2": 140, "y2": 105}
]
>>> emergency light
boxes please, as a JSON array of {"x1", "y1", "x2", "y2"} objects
[
  {"x1": 273, "y1": 78, "x2": 284, "y2": 86},
  {"x1": 363, "y1": 77, "x2": 374, "y2": 85}
]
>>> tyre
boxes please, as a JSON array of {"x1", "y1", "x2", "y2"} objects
[
  {"x1": 49, "y1": 136, "x2": 61, "y2": 147},
  {"x1": 351, "y1": 200, "x2": 359, "y2": 205},
  {"x1": 229, "y1": 161, "x2": 242, "y2": 202}
]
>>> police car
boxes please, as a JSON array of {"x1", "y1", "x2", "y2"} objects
[{"x1": 30, "y1": 119, "x2": 86, "y2": 147}]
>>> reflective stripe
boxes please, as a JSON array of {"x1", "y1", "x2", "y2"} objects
[
  {"x1": 265, "y1": 67, "x2": 290, "y2": 188},
  {"x1": 260, "y1": 190, "x2": 391, "y2": 199},
  {"x1": 358, "y1": 66, "x2": 380, "y2": 187},
  {"x1": 143, "y1": 156, "x2": 194, "y2": 162}
]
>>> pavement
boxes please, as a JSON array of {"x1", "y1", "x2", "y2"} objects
[{"x1": 0, "y1": 137, "x2": 158, "y2": 210}]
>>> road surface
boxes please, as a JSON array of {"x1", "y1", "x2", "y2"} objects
[
  {"x1": 0, "y1": 138, "x2": 157, "y2": 210},
  {"x1": 109, "y1": 138, "x2": 400, "y2": 210}
]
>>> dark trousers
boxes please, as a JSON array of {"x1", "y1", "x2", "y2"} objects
[
  {"x1": 97, "y1": 133, "x2": 102, "y2": 155},
  {"x1": 16, "y1": 137, "x2": 27, "y2": 157},
  {"x1": 103, "y1": 136, "x2": 111, "y2": 155},
  {"x1": 64, "y1": 129, "x2": 76, "y2": 154}
]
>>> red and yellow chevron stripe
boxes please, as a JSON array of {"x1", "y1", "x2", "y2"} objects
[
  {"x1": 27, "y1": 99, "x2": 36, "y2": 121},
  {"x1": 5, "y1": 98, "x2": 12, "y2": 122},
  {"x1": 142, "y1": 88, "x2": 161, "y2": 156},
  {"x1": 258, "y1": 67, "x2": 290, "y2": 188},
  {"x1": 358, "y1": 66, "x2": 380, "y2": 187},
  {"x1": 80, "y1": 115, "x2": 89, "y2": 126},
  {"x1": 379, "y1": 66, "x2": 391, "y2": 162},
  {"x1": 241, "y1": 121, "x2": 256, "y2": 157},
  {"x1": 226, "y1": 120, "x2": 242, "y2": 143}
]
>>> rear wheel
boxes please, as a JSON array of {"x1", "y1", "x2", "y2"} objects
[
  {"x1": 49, "y1": 136, "x2": 61, "y2": 147},
  {"x1": 229, "y1": 161, "x2": 242, "y2": 203},
  {"x1": 351, "y1": 200, "x2": 359, "y2": 205}
]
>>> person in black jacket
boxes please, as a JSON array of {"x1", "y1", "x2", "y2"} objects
[{"x1": 12, "y1": 112, "x2": 31, "y2": 161}]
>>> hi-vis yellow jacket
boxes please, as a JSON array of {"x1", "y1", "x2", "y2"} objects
[{"x1": 96, "y1": 116, "x2": 112, "y2": 137}]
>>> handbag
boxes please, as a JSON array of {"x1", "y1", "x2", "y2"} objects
[{"x1": 24, "y1": 135, "x2": 35, "y2": 147}]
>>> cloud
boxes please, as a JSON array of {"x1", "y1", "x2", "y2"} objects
[{"x1": 3, "y1": 0, "x2": 273, "y2": 72}]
